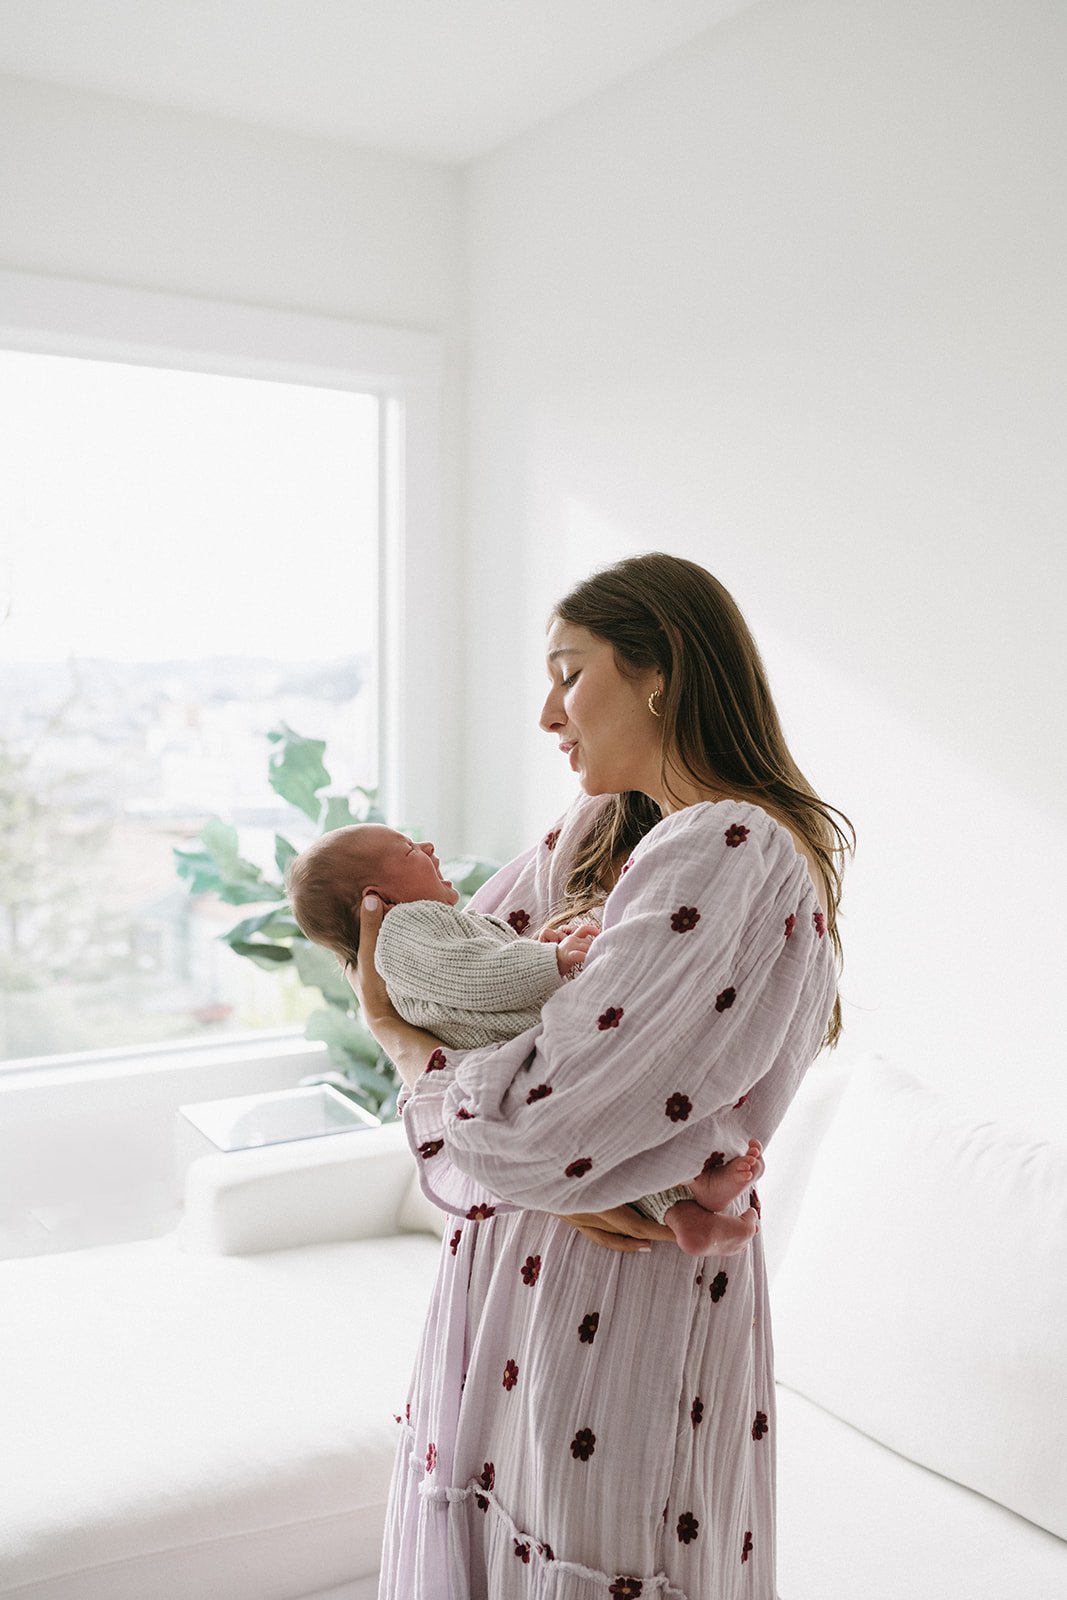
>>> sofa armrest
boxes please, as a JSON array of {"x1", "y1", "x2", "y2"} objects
[{"x1": 176, "y1": 1119, "x2": 423, "y2": 1255}]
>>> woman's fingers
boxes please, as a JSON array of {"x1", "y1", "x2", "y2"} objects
[
  {"x1": 349, "y1": 894, "x2": 395, "y2": 1030},
  {"x1": 574, "y1": 1226, "x2": 650, "y2": 1252},
  {"x1": 555, "y1": 1207, "x2": 675, "y2": 1250}
]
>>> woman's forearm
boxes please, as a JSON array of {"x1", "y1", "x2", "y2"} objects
[{"x1": 368, "y1": 1010, "x2": 442, "y2": 1092}]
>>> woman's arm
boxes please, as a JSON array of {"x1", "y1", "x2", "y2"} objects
[
  {"x1": 349, "y1": 894, "x2": 441, "y2": 1092},
  {"x1": 350, "y1": 892, "x2": 674, "y2": 1251},
  {"x1": 401, "y1": 804, "x2": 829, "y2": 1217}
]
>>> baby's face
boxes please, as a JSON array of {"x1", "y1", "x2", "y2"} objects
[{"x1": 360, "y1": 827, "x2": 459, "y2": 908}]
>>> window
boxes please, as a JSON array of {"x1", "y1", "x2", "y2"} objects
[
  {"x1": 0, "y1": 272, "x2": 450, "y2": 1072},
  {"x1": 0, "y1": 350, "x2": 380, "y2": 1059}
]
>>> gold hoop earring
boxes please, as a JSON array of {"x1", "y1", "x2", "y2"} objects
[{"x1": 648, "y1": 689, "x2": 662, "y2": 718}]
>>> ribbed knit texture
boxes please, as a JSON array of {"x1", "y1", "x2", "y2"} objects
[{"x1": 375, "y1": 901, "x2": 563, "y2": 1050}]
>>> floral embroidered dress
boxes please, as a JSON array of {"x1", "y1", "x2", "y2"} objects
[{"x1": 381, "y1": 796, "x2": 837, "y2": 1600}]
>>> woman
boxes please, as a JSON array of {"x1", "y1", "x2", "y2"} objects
[{"x1": 354, "y1": 553, "x2": 852, "y2": 1599}]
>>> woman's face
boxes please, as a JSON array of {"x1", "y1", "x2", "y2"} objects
[{"x1": 540, "y1": 618, "x2": 663, "y2": 800}]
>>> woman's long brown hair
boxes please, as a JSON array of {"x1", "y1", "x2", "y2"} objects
[{"x1": 552, "y1": 552, "x2": 855, "y2": 1050}]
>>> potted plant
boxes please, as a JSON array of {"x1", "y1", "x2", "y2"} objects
[{"x1": 174, "y1": 723, "x2": 497, "y2": 1120}]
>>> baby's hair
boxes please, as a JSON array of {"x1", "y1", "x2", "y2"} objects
[{"x1": 284, "y1": 825, "x2": 379, "y2": 969}]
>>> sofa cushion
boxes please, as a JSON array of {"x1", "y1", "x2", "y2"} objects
[
  {"x1": 772, "y1": 1059, "x2": 1067, "y2": 1540},
  {"x1": 776, "y1": 1386, "x2": 1067, "y2": 1596},
  {"x1": 0, "y1": 1232, "x2": 442, "y2": 1600}
]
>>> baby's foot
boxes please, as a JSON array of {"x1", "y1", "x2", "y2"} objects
[
  {"x1": 690, "y1": 1140, "x2": 762, "y2": 1212},
  {"x1": 664, "y1": 1198, "x2": 759, "y2": 1258}
]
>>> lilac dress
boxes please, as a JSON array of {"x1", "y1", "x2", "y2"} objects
[{"x1": 381, "y1": 795, "x2": 837, "y2": 1600}]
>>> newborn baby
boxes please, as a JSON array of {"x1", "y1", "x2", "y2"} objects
[{"x1": 286, "y1": 824, "x2": 760, "y2": 1257}]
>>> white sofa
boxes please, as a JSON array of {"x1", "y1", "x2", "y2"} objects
[{"x1": 1, "y1": 1060, "x2": 1064, "y2": 1599}]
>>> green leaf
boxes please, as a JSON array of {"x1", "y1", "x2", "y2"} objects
[
  {"x1": 292, "y1": 940, "x2": 353, "y2": 1006},
  {"x1": 217, "y1": 880, "x2": 285, "y2": 906},
  {"x1": 173, "y1": 845, "x2": 224, "y2": 895},
  {"x1": 304, "y1": 1005, "x2": 382, "y2": 1070},
  {"x1": 266, "y1": 723, "x2": 330, "y2": 822},
  {"x1": 322, "y1": 794, "x2": 359, "y2": 833},
  {"x1": 226, "y1": 940, "x2": 293, "y2": 970},
  {"x1": 443, "y1": 856, "x2": 501, "y2": 901},
  {"x1": 275, "y1": 834, "x2": 298, "y2": 876},
  {"x1": 188, "y1": 818, "x2": 284, "y2": 904},
  {"x1": 222, "y1": 908, "x2": 302, "y2": 945},
  {"x1": 352, "y1": 785, "x2": 386, "y2": 824}
]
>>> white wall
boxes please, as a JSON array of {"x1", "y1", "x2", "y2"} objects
[{"x1": 461, "y1": 0, "x2": 1067, "y2": 1134}]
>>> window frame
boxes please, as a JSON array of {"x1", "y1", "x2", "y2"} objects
[{"x1": 0, "y1": 268, "x2": 456, "y2": 1082}]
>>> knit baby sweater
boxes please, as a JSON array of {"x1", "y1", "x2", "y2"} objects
[
  {"x1": 374, "y1": 899, "x2": 693, "y2": 1226},
  {"x1": 374, "y1": 900, "x2": 565, "y2": 1051}
]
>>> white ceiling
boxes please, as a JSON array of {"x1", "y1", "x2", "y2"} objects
[{"x1": 0, "y1": 0, "x2": 759, "y2": 164}]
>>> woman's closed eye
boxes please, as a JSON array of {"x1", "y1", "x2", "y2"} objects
[{"x1": 562, "y1": 671, "x2": 580, "y2": 689}]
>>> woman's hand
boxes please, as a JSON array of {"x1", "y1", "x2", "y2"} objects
[
  {"x1": 345, "y1": 894, "x2": 396, "y2": 1033},
  {"x1": 345, "y1": 896, "x2": 442, "y2": 1090},
  {"x1": 553, "y1": 1205, "x2": 676, "y2": 1252}
]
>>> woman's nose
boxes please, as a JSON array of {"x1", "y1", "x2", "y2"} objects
[
  {"x1": 540, "y1": 688, "x2": 563, "y2": 733},
  {"x1": 420, "y1": 841, "x2": 436, "y2": 857}
]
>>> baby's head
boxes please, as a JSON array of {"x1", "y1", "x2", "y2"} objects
[{"x1": 285, "y1": 824, "x2": 458, "y2": 967}]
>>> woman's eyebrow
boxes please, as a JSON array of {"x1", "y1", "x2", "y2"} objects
[{"x1": 546, "y1": 646, "x2": 586, "y2": 662}]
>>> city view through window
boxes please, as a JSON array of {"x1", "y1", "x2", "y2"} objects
[{"x1": 0, "y1": 349, "x2": 379, "y2": 1062}]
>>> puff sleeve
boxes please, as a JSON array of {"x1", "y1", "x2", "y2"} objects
[{"x1": 401, "y1": 801, "x2": 836, "y2": 1217}]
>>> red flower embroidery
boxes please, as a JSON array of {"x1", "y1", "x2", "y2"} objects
[
  {"x1": 610, "y1": 1580, "x2": 644, "y2": 1598},
  {"x1": 677, "y1": 1511, "x2": 700, "y2": 1544},
  {"x1": 750, "y1": 1187, "x2": 761, "y2": 1217},
  {"x1": 544, "y1": 829, "x2": 560, "y2": 851},
  {"x1": 514, "y1": 1540, "x2": 531, "y2": 1563},
  {"x1": 455, "y1": 1106, "x2": 474, "y2": 1120},
  {"x1": 715, "y1": 987, "x2": 736, "y2": 1013},
  {"x1": 418, "y1": 1139, "x2": 444, "y2": 1160},
  {"x1": 565, "y1": 1156, "x2": 593, "y2": 1179},
  {"x1": 598, "y1": 1006, "x2": 624, "y2": 1030},
  {"x1": 694, "y1": 1273, "x2": 703, "y2": 1287},
  {"x1": 467, "y1": 1202, "x2": 496, "y2": 1221},
  {"x1": 578, "y1": 1312, "x2": 600, "y2": 1344},
  {"x1": 508, "y1": 908, "x2": 531, "y2": 934},
  {"x1": 725, "y1": 823, "x2": 750, "y2": 848},
  {"x1": 670, "y1": 905, "x2": 701, "y2": 933},
  {"x1": 539, "y1": 1542, "x2": 556, "y2": 1561},
  {"x1": 520, "y1": 1254, "x2": 542, "y2": 1286},
  {"x1": 813, "y1": 910, "x2": 826, "y2": 938},
  {"x1": 784, "y1": 913, "x2": 796, "y2": 940},
  {"x1": 393, "y1": 1413, "x2": 402, "y2": 1424},
  {"x1": 425, "y1": 1443, "x2": 437, "y2": 1473},
  {"x1": 741, "y1": 1530, "x2": 753, "y2": 1563},
  {"x1": 691, "y1": 1397, "x2": 704, "y2": 1428},
  {"x1": 449, "y1": 1229, "x2": 461, "y2": 1255},
  {"x1": 621, "y1": 855, "x2": 635, "y2": 875},
  {"x1": 527, "y1": 1083, "x2": 553, "y2": 1104},
  {"x1": 752, "y1": 1410, "x2": 768, "y2": 1440},
  {"x1": 570, "y1": 1428, "x2": 596, "y2": 1461},
  {"x1": 405, "y1": 1403, "x2": 411, "y2": 1422},
  {"x1": 709, "y1": 1270, "x2": 729, "y2": 1302},
  {"x1": 424, "y1": 1049, "x2": 447, "y2": 1073},
  {"x1": 665, "y1": 1092, "x2": 693, "y2": 1122},
  {"x1": 702, "y1": 1151, "x2": 725, "y2": 1173},
  {"x1": 733, "y1": 1092, "x2": 749, "y2": 1108},
  {"x1": 479, "y1": 1461, "x2": 495, "y2": 1492},
  {"x1": 502, "y1": 1359, "x2": 519, "y2": 1391}
]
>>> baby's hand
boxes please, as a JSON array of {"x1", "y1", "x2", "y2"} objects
[{"x1": 555, "y1": 923, "x2": 599, "y2": 978}]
